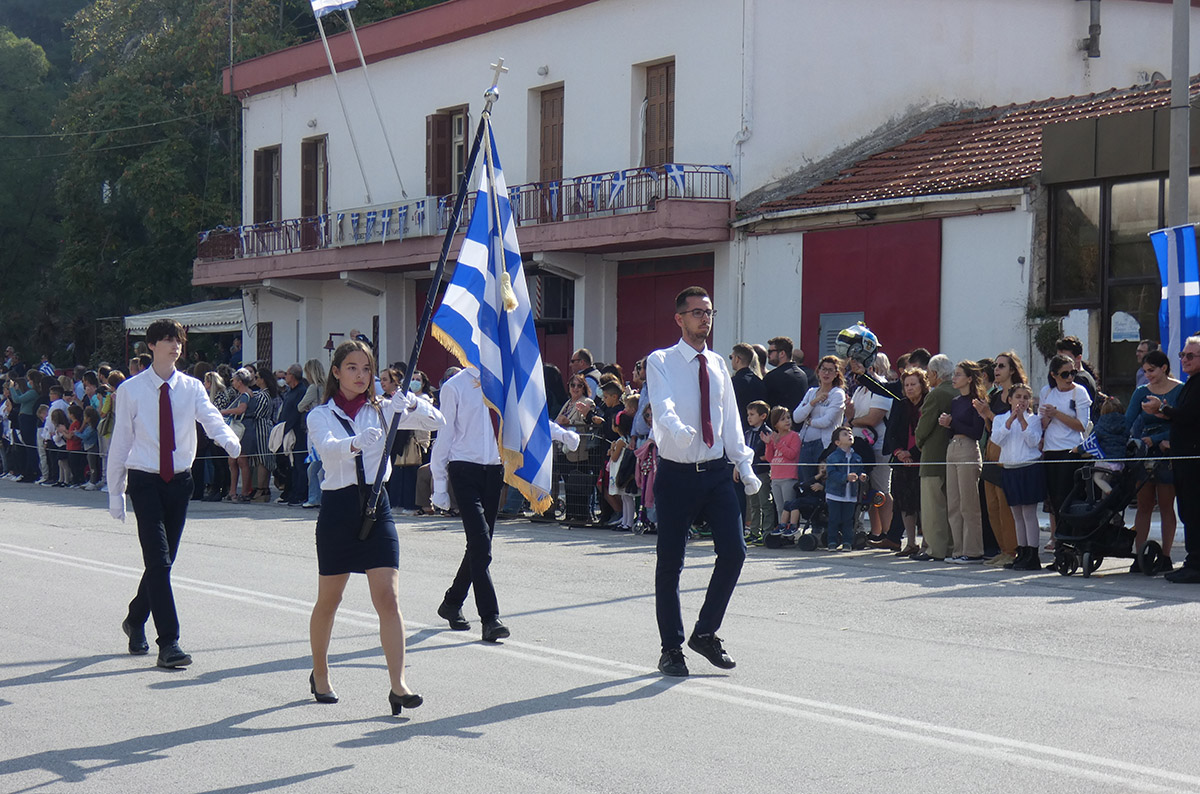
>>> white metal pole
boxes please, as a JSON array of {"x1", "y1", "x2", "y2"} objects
[
  {"x1": 1168, "y1": 0, "x2": 1190, "y2": 227},
  {"x1": 345, "y1": 10, "x2": 408, "y2": 198},
  {"x1": 316, "y1": 14, "x2": 373, "y2": 205}
]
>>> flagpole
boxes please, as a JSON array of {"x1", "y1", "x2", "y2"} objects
[
  {"x1": 315, "y1": 13, "x2": 374, "y2": 204},
  {"x1": 344, "y1": 10, "x2": 408, "y2": 198},
  {"x1": 359, "y1": 60, "x2": 509, "y2": 540}
]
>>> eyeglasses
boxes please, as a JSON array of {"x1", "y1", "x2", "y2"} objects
[
  {"x1": 570, "y1": 357, "x2": 583, "y2": 363},
  {"x1": 1057, "y1": 370, "x2": 1076, "y2": 378},
  {"x1": 1181, "y1": 351, "x2": 1199, "y2": 361},
  {"x1": 767, "y1": 348, "x2": 779, "y2": 354},
  {"x1": 678, "y1": 308, "x2": 716, "y2": 319}
]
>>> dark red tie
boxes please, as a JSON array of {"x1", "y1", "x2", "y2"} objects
[
  {"x1": 697, "y1": 354, "x2": 714, "y2": 447},
  {"x1": 159, "y1": 382, "x2": 175, "y2": 482}
]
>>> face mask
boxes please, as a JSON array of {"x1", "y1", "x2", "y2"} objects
[
  {"x1": 277, "y1": 379, "x2": 286, "y2": 389},
  {"x1": 409, "y1": 379, "x2": 423, "y2": 392}
]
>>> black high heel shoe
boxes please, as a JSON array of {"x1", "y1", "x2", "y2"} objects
[
  {"x1": 309, "y1": 672, "x2": 338, "y2": 704},
  {"x1": 389, "y1": 690, "x2": 423, "y2": 715}
]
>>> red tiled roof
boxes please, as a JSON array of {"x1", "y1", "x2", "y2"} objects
[{"x1": 757, "y1": 80, "x2": 1186, "y2": 214}]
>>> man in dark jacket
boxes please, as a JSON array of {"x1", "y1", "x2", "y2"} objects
[
  {"x1": 278, "y1": 365, "x2": 308, "y2": 506},
  {"x1": 730, "y1": 343, "x2": 766, "y2": 428},
  {"x1": 763, "y1": 336, "x2": 809, "y2": 423},
  {"x1": 1144, "y1": 336, "x2": 1200, "y2": 583}
]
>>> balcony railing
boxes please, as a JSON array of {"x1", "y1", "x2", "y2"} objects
[{"x1": 196, "y1": 163, "x2": 732, "y2": 262}]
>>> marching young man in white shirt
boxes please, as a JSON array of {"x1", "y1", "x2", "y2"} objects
[
  {"x1": 646, "y1": 286, "x2": 762, "y2": 677},
  {"x1": 107, "y1": 319, "x2": 242, "y2": 669}
]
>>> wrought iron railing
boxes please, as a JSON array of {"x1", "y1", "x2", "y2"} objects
[{"x1": 196, "y1": 163, "x2": 732, "y2": 262}]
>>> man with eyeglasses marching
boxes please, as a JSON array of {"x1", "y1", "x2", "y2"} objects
[
  {"x1": 1142, "y1": 336, "x2": 1200, "y2": 584},
  {"x1": 645, "y1": 286, "x2": 762, "y2": 677}
]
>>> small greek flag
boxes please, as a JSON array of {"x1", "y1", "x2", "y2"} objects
[
  {"x1": 1150, "y1": 224, "x2": 1200, "y2": 376},
  {"x1": 336, "y1": 212, "x2": 345, "y2": 242},
  {"x1": 547, "y1": 181, "x2": 559, "y2": 220},
  {"x1": 665, "y1": 163, "x2": 686, "y2": 194},
  {"x1": 509, "y1": 186, "x2": 522, "y2": 224},
  {"x1": 397, "y1": 205, "x2": 408, "y2": 240},
  {"x1": 709, "y1": 164, "x2": 733, "y2": 179},
  {"x1": 365, "y1": 210, "x2": 376, "y2": 242},
  {"x1": 380, "y1": 208, "x2": 392, "y2": 243},
  {"x1": 415, "y1": 200, "x2": 426, "y2": 229},
  {"x1": 310, "y1": 0, "x2": 357, "y2": 18},
  {"x1": 609, "y1": 169, "x2": 627, "y2": 204},
  {"x1": 431, "y1": 123, "x2": 554, "y2": 513},
  {"x1": 350, "y1": 212, "x2": 361, "y2": 241},
  {"x1": 317, "y1": 214, "x2": 328, "y2": 247}
]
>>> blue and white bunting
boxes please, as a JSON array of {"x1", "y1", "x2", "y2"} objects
[
  {"x1": 365, "y1": 210, "x2": 376, "y2": 243},
  {"x1": 609, "y1": 169, "x2": 628, "y2": 204},
  {"x1": 431, "y1": 123, "x2": 554, "y2": 513},
  {"x1": 380, "y1": 208, "x2": 391, "y2": 243},
  {"x1": 415, "y1": 200, "x2": 426, "y2": 230},
  {"x1": 665, "y1": 163, "x2": 686, "y2": 194},
  {"x1": 350, "y1": 212, "x2": 360, "y2": 241},
  {"x1": 336, "y1": 212, "x2": 345, "y2": 242},
  {"x1": 1150, "y1": 224, "x2": 1200, "y2": 376},
  {"x1": 310, "y1": 0, "x2": 357, "y2": 18}
]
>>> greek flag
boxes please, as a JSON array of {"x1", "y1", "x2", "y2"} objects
[
  {"x1": 380, "y1": 208, "x2": 391, "y2": 243},
  {"x1": 609, "y1": 169, "x2": 627, "y2": 204},
  {"x1": 1150, "y1": 224, "x2": 1200, "y2": 376},
  {"x1": 350, "y1": 212, "x2": 361, "y2": 241},
  {"x1": 415, "y1": 200, "x2": 426, "y2": 229},
  {"x1": 431, "y1": 123, "x2": 554, "y2": 512},
  {"x1": 310, "y1": 0, "x2": 357, "y2": 18},
  {"x1": 365, "y1": 210, "x2": 376, "y2": 242},
  {"x1": 336, "y1": 212, "x2": 345, "y2": 242},
  {"x1": 665, "y1": 163, "x2": 686, "y2": 194}
]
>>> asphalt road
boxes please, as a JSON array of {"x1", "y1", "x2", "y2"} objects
[{"x1": 2, "y1": 481, "x2": 1199, "y2": 794}]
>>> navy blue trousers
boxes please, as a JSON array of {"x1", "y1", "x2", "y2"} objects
[
  {"x1": 653, "y1": 458, "x2": 746, "y2": 651},
  {"x1": 126, "y1": 470, "x2": 192, "y2": 647}
]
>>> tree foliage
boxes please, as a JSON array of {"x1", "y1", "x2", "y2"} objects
[{"x1": 0, "y1": 0, "x2": 448, "y2": 365}]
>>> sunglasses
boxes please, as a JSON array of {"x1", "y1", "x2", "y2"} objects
[
  {"x1": 1181, "y1": 351, "x2": 1199, "y2": 361},
  {"x1": 1057, "y1": 370, "x2": 1076, "y2": 378}
]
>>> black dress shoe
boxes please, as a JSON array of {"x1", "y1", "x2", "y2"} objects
[
  {"x1": 437, "y1": 602, "x2": 471, "y2": 631},
  {"x1": 389, "y1": 690, "x2": 423, "y2": 716},
  {"x1": 309, "y1": 672, "x2": 338, "y2": 704},
  {"x1": 658, "y1": 647, "x2": 688, "y2": 677},
  {"x1": 122, "y1": 619, "x2": 149, "y2": 655},
  {"x1": 1164, "y1": 566, "x2": 1200, "y2": 584},
  {"x1": 687, "y1": 632, "x2": 736, "y2": 669},
  {"x1": 156, "y1": 643, "x2": 193, "y2": 669},
  {"x1": 481, "y1": 618, "x2": 510, "y2": 642}
]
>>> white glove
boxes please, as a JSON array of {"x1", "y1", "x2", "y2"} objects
[
  {"x1": 400, "y1": 392, "x2": 419, "y2": 412},
  {"x1": 676, "y1": 425, "x2": 697, "y2": 446},
  {"x1": 431, "y1": 490, "x2": 450, "y2": 511},
  {"x1": 353, "y1": 426, "x2": 384, "y2": 451},
  {"x1": 224, "y1": 440, "x2": 242, "y2": 458},
  {"x1": 741, "y1": 471, "x2": 763, "y2": 496},
  {"x1": 108, "y1": 494, "x2": 127, "y2": 522},
  {"x1": 562, "y1": 429, "x2": 580, "y2": 452}
]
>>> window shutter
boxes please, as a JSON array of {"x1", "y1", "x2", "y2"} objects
[{"x1": 426, "y1": 113, "x2": 453, "y2": 196}]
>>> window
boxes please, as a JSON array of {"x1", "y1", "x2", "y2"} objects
[
  {"x1": 1049, "y1": 175, "x2": 1175, "y2": 392},
  {"x1": 300, "y1": 137, "x2": 328, "y2": 218},
  {"x1": 644, "y1": 61, "x2": 675, "y2": 167},
  {"x1": 426, "y1": 106, "x2": 468, "y2": 197},
  {"x1": 253, "y1": 146, "x2": 281, "y2": 224},
  {"x1": 255, "y1": 322, "x2": 273, "y2": 368}
]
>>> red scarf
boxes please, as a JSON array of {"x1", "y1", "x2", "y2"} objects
[{"x1": 332, "y1": 391, "x2": 368, "y2": 420}]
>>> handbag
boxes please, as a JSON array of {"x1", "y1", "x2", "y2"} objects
[
  {"x1": 228, "y1": 417, "x2": 246, "y2": 440},
  {"x1": 394, "y1": 434, "x2": 424, "y2": 466}
]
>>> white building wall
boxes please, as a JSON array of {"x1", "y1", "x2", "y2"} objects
[
  {"x1": 734, "y1": 234, "x2": 804, "y2": 353},
  {"x1": 938, "y1": 206, "x2": 1036, "y2": 369}
]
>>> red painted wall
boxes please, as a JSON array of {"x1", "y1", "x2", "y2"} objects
[
  {"x1": 800, "y1": 220, "x2": 941, "y2": 361},
  {"x1": 616, "y1": 267, "x2": 714, "y2": 379}
]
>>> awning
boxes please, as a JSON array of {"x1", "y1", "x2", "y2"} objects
[{"x1": 124, "y1": 299, "x2": 244, "y2": 334}]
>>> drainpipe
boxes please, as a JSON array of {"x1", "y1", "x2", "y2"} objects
[
  {"x1": 1078, "y1": 0, "x2": 1101, "y2": 58},
  {"x1": 733, "y1": 0, "x2": 755, "y2": 340}
]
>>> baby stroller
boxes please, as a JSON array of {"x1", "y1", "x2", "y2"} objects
[
  {"x1": 1051, "y1": 455, "x2": 1151, "y2": 577},
  {"x1": 774, "y1": 485, "x2": 829, "y2": 549}
]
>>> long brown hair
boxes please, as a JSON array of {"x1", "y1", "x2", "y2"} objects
[
  {"x1": 323, "y1": 340, "x2": 380, "y2": 404},
  {"x1": 956, "y1": 359, "x2": 986, "y2": 402},
  {"x1": 817, "y1": 355, "x2": 845, "y2": 388}
]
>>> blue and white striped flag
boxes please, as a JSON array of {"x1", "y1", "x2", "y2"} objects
[
  {"x1": 665, "y1": 163, "x2": 686, "y2": 194},
  {"x1": 310, "y1": 0, "x2": 357, "y2": 18},
  {"x1": 380, "y1": 207, "x2": 392, "y2": 243},
  {"x1": 609, "y1": 169, "x2": 627, "y2": 204},
  {"x1": 1150, "y1": 224, "x2": 1200, "y2": 376},
  {"x1": 431, "y1": 124, "x2": 554, "y2": 512},
  {"x1": 365, "y1": 210, "x2": 376, "y2": 242}
]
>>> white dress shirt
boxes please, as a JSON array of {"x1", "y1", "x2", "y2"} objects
[
  {"x1": 429, "y1": 367, "x2": 502, "y2": 496},
  {"x1": 989, "y1": 410, "x2": 1044, "y2": 466},
  {"x1": 107, "y1": 367, "x2": 242, "y2": 519},
  {"x1": 645, "y1": 339, "x2": 754, "y2": 479},
  {"x1": 307, "y1": 393, "x2": 444, "y2": 492}
]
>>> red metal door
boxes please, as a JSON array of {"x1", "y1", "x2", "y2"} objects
[{"x1": 616, "y1": 267, "x2": 713, "y2": 379}]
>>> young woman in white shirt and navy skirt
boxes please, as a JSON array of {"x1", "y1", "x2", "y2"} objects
[{"x1": 305, "y1": 340, "x2": 445, "y2": 716}]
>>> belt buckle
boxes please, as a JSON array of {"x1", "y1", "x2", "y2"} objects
[{"x1": 694, "y1": 461, "x2": 706, "y2": 472}]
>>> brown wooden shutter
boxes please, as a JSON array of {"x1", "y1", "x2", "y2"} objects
[
  {"x1": 644, "y1": 62, "x2": 675, "y2": 167},
  {"x1": 540, "y1": 87, "x2": 564, "y2": 183},
  {"x1": 301, "y1": 140, "x2": 318, "y2": 218},
  {"x1": 253, "y1": 149, "x2": 270, "y2": 224},
  {"x1": 426, "y1": 113, "x2": 453, "y2": 196}
]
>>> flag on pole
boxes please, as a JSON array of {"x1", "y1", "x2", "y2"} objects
[
  {"x1": 431, "y1": 123, "x2": 554, "y2": 512},
  {"x1": 1150, "y1": 224, "x2": 1200, "y2": 376},
  {"x1": 310, "y1": 0, "x2": 357, "y2": 18}
]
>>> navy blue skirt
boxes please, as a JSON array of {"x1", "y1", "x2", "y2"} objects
[
  {"x1": 1001, "y1": 463, "x2": 1046, "y2": 507},
  {"x1": 315, "y1": 485, "x2": 399, "y2": 575}
]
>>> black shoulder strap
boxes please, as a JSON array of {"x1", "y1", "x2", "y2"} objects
[{"x1": 333, "y1": 413, "x2": 367, "y2": 491}]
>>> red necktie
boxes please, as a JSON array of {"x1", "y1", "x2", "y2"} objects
[
  {"x1": 159, "y1": 382, "x2": 175, "y2": 482},
  {"x1": 697, "y1": 354, "x2": 714, "y2": 447}
]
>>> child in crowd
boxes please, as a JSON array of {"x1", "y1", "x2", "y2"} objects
[
  {"x1": 743, "y1": 400, "x2": 775, "y2": 542},
  {"x1": 81, "y1": 406, "x2": 102, "y2": 490},
  {"x1": 1084, "y1": 395, "x2": 1128, "y2": 494},
  {"x1": 49, "y1": 407, "x2": 70, "y2": 487},
  {"x1": 633, "y1": 404, "x2": 658, "y2": 533},
  {"x1": 65, "y1": 404, "x2": 86, "y2": 487},
  {"x1": 764, "y1": 405, "x2": 801, "y2": 534},
  {"x1": 989, "y1": 384, "x2": 1045, "y2": 570},
  {"x1": 35, "y1": 404, "x2": 50, "y2": 483},
  {"x1": 823, "y1": 426, "x2": 864, "y2": 551},
  {"x1": 607, "y1": 412, "x2": 639, "y2": 531},
  {"x1": 777, "y1": 461, "x2": 829, "y2": 545}
]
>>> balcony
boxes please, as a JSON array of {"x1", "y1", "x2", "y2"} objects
[{"x1": 196, "y1": 163, "x2": 733, "y2": 263}]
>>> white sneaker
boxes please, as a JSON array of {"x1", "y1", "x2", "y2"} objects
[
  {"x1": 100, "y1": 485, "x2": 109, "y2": 493},
  {"x1": 33, "y1": 477, "x2": 45, "y2": 485}
]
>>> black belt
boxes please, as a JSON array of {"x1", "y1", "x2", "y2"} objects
[{"x1": 660, "y1": 457, "x2": 729, "y2": 472}]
